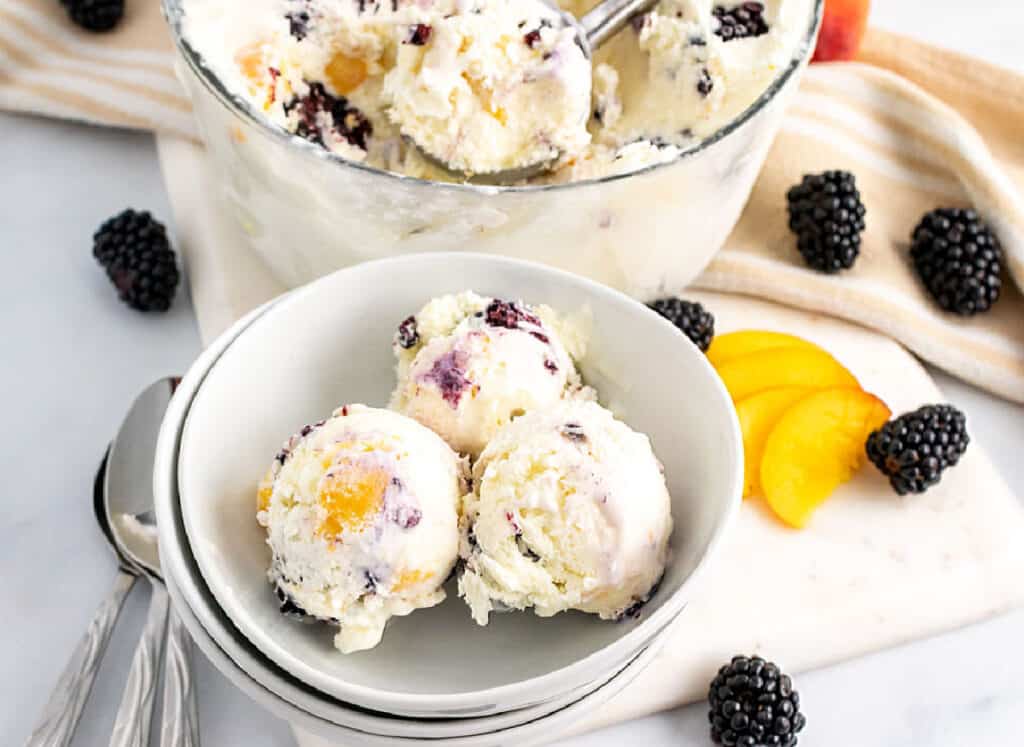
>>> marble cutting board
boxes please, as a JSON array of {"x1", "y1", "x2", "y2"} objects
[{"x1": 155, "y1": 138, "x2": 1024, "y2": 745}]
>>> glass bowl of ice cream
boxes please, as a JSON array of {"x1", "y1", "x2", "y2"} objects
[
  {"x1": 162, "y1": 0, "x2": 822, "y2": 295},
  {"x1": 175, "y1": 253, "x2": 741, "y2": 716}
]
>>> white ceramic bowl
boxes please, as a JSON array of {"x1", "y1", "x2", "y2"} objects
[
  {"x1": 154, "y1": 305, "x2": 671, "y2": 739},
  {"x1": 164, "y1": 569, "x2": 670, "y2": 747},
  {"x1": 175, "y1": 253, "x2": 742, "y2": 717}
]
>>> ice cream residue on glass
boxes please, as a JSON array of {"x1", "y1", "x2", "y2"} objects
[
  {"x1": 255, "y1": 292, "x2": 672, "y2": 652},
  {"x1": 181, "y1": 0, "x2": 813, "y2": 183}
]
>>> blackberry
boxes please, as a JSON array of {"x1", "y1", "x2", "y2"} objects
[
  {"x1": 648, "y1": 297, "x2": 715, "y2": 352},
  {"x1": 910, "y1": 208, "x2": 1002, "y2": 316},
  {"x1": 866, "y1": 404, "x2": 969, "y2": 495},
  {"x1": 713, "y1": 3, "x2": 770, "y2": 41},
  {"x1": 709, "y1": 655, "x2": 805, "y2": 747},
  {"x1": 61, "y1": 0, "x2": 123, "y2": 32},
  {"x1": 786, "y1": 170, "x2": 866, "y2": 273},
  {"x1": 92, "y1": 210, "x2": 180, "y2": 312}
]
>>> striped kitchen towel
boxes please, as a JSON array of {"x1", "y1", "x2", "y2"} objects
[
  {"x1": 2, "y1": 1, "x2": 1024, "y2": 401},
  {"x1": 695, "y1": 33, "x2": 1024, "y2": 402},
  {"x1": 0, "y1": 0, "x2": 192, "y2": 137}
]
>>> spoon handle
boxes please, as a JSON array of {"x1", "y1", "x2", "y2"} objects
[
  {"x1": 159, "y1": 609, "x2": 200, "y2": 747},
  {"x1": 25, "y1": 569, "x2": 137, "y2": 747},
  {"x1": 109, "y1": 581, "x2": 170, "y2": 747},
  {"x1": 579, "y1": 0, "x2": 660, "y2": 49}
]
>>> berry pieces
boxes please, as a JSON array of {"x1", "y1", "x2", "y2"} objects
[
  {"x1": 910, "y1": 208, "x2": 1002, "y2": 316},
  {"x1": 424, "y1": 349, "x2": 472, "y2": 407},
  {"x1": 648, "y1": 297, "x2": 715, "y2": 352},
  {"x1": 286, "y1": 11, "x2": 311, "y2": 40},
  {"x1": 697, "y1": 68, "x2": 715, "y2": 97},
  {"x1": 709, "y1": 655, "x2": 806, "y2": 747},
  {"x1": 93, "y1": 210, "x2": 180, "y2": 312},
  {"x1": 713, "y1": 3, "x2": 770, "y2": 41},
  {"x1": 484, "y1": 299, "x2": 541, "y2": 331},
  {"x1": 396, "y1": 316, "x2": 419, "y2": 349},
  {"x1": 61, "y1": 0, "x2": 124, "y2": 32},
  {"x1": 786, "y1": 170, "x2": 866, "y2": 273},
  {"x1": 283, "y1": 82, "x2": 372, "y2": 150},
  {"x1": 275, "y1": 584, "x2": 311, "y2": 620},
  {"x1": 866, "y1": 404, "x2": 969, "y2": 495},
  {"x1": 406, "y1": 24, "x2": 433, "y2": 45}
]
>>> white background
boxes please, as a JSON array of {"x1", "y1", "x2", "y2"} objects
[{"x1": 3, "y1": 2, "x2": 1023, "y2": 745}]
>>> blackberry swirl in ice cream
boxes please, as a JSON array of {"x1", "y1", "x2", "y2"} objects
[
  {"x1": 256, "y1": 404, "x2": 467, "y2": 653},
  {"x1": 389, "y1": 291, "x2": 590, "y2": 457}
]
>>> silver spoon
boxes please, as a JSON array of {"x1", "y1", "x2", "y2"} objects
[
  {"x1": 106, "y1": 377, "x2": 199, "y2": 747},
  {"x1": 411, "y1": 0, "x2": 660, "y2": 184},
  {"x1": 24, "y1": 453, "x2": 139, "y2": 747}
]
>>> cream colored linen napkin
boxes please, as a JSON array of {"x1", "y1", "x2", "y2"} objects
[
  {"x1": 696, "y1": 41, "x2": 1024, "y2": 402},
  {"x1": 3, "y1": 0, "x2": 1023, "y2": 401}
]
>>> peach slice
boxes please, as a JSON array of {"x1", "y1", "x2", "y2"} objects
[
  {"x1": 707, "y1": 330, "x2": 820, "y2": 368},
  {"x1": 813, "y1": 0, "x2": 871, "y2": 63},
  {"x1": 715, "y1": 346, "x2": 860, "y2": 402},
  {"x1": 761, "y1": 388, "x2": 891, "y2": 528},
  {"x1": 736, "y1": 387, "x2": 814, "y2": 498}
]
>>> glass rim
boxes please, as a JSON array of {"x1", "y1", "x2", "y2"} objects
[{"x1": 161, "y1": 0, "x2": 824, "y2": 196}]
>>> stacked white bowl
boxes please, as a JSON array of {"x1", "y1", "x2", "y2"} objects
[{"x1": 153, "y1": 254, "x2": 743, "y2": 745}]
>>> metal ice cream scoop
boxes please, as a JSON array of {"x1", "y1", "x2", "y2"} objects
[{"x1": 411, "y1": 0, "x2": 661, "y2": 184}]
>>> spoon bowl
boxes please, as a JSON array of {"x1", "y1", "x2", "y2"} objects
[{"x1": 105, "y1": 378, "x2": 178, "y2": 580}]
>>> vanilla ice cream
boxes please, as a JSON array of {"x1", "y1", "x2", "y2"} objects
[
  {"x1": 390, "y1": 291, "x2": 589, "y2": 457},
  {"x1": 458, "y1": 400, "x2": 672, "y2": 624},
  {"x1": 256, "y1": 404, "x2": 466, "y2": 653},
  {"x1": 181, "y1": 0, "x2": 814, "y2": 183}
]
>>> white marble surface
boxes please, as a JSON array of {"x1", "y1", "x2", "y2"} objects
[{"x1": 3, "y1": 2, "x2": 1024, "y2": 745}]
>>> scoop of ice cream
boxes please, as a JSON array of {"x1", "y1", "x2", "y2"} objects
[
  {"x1": 383, "y1": 0, "x2": 592, "y2": 176},
  {"x1": 390, "y1": 291, "x2": 588, "y2": 457},
  {"x1": 257, "y1": 404, "x2": 466, "y2": 653},
  {"x1": 458, "y1": 400, "x2": 672, "y2": 624}
]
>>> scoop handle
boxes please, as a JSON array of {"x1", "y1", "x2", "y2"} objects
[{"x1": 579, "y1": 0, "x2": 661, "y2": 50}]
